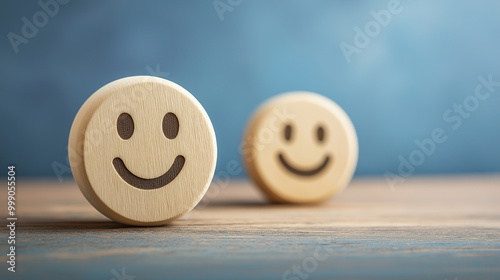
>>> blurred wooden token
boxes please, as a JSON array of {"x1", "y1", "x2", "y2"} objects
[
  {"x1": 69, "y1": 76, "x2": 217, "y2": 226},
  {"x1": 243, "y1": 92, "x2": 358, "y2": 203}
]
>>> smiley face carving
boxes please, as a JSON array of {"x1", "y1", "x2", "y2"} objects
[
  {"x1": 278, "y1": 123, "x2": 331, "y2": 177},
  {"x1": 69, "y1": 76, "x2": 217, "y2": 226},
  {"x1": 112, "y1": 112, "x2": 185, "y2": 190},
  {"x1": 243, "y1": 92, "x2": 358, "y2": 204}
]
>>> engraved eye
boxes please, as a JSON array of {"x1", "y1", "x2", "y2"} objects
[
  {"x1": 117, "y1": 113, "x2": 134, "y2": 140},
  {"x1": 316, "y1": 125, "x2": 325, "y2": 143},
  {"x1": 284, "y1": 124, "x2": 292, "y2": 142},
  {"x1": 163, "y1": 113, "x2": 179, "y2": 139}
]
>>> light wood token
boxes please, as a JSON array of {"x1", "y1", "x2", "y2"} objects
[
  {"x1": 243, "y1": 92, "x2": 358, "y2": 204},
  {"x1": 69, "y1": 76, "x2": 217, "y2": 226}
]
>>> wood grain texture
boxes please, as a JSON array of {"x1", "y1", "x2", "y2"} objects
[
  {"x1": 243, "y1": 93, "x2": 358, "y2": 203},
  {"x1": 68, "y1": 76, "x2": 217, "y2": 226},
  {"x1": 1, "y1": 176, "x2": 499, "y2": 280}
]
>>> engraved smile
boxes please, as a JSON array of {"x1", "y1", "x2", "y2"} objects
[
  {"x1": 277, "y1": 153, "x2": 331, "y2": 177},
  {"x1": 112, "y1": 156, "x2": 185, "y2": 190}
]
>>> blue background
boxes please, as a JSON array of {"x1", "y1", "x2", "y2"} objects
[{"x1": 1, "y1": 0, "x2": 499, "y2": 179}]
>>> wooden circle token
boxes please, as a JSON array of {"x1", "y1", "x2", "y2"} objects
[
  {"x1": 69, "y1": 76, "x2": 217, "y2": 226},
  {"x1": 243, "y1": 92, "x2": 358, "y2": 204}
]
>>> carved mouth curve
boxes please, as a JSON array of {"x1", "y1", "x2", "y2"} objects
[
  {"x1": 112, "y1": 156, "x2": 185, "y2": 190},
  {"x1": 277, "y1": 153, "x2": 331, "y2": 177}
]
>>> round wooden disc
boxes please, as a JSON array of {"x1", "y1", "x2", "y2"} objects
[
  {"x1": 242, "y1": 92, "x2": 358, "y2": 204},
  {"x1": 69, "y1": 76, "x2": 217, "y2": 226}
]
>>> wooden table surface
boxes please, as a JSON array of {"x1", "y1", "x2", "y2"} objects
[{"x1": 1, "y1": 176, "x2": 500, "y2": 280}]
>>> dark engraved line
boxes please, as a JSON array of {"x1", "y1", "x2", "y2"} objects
[
  {"x1": 113, "y1": 156, "x2": 185, "y2": 190},
  {"x1": 278, "y1": 153, "x2": 330, "y2": 177}
]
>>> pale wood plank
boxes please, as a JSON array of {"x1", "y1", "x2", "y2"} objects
[{"x1": 1, "y1": 176, "x2": 499, "y2": 280}]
